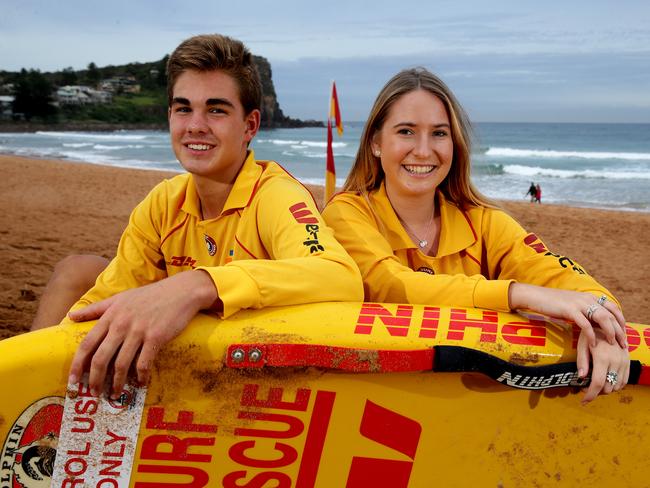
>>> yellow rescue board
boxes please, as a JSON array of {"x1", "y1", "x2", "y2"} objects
[{"x1": 1, "y1": 302, "x2": 649, "y2": 488}]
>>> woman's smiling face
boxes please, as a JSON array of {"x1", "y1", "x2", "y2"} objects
[{"x1": 372, "y1": 89, "x2": 454, "y2": 199}]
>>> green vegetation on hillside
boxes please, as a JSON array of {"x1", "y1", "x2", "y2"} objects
[{"x1": 0, "y1": 55, "x2": 322, "y2": 129}]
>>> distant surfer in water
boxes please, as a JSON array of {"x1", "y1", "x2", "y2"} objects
[
  {"x1": 322, "y1": 68, "x2": 629, "y2": 403},
  {"x1": 31, "y1": 34, "x2": 362, "y2": 399}
]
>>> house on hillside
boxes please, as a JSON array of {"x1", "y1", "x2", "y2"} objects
[
  {"x1": 56, "y1": 85, "x2": 112, "y2": 105},
  {"x1": 100, "y1": 76, "x2": 141, "y2": 94},
  {"x1": 0, "y1": 95, "x2": 15, "y2": 120}
]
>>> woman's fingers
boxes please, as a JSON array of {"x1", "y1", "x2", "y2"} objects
[
  {"x1": 582, "y1": 354, "x2": 608, "y2": 404},
  {"x1": 601, "y1": 300, "x2": 628, "y2": 348},
  {"x1": 581, "y1": 329, "x2": 630, "y2": 404},
  {"x1": 573, "y1": 312, "x2": 597, "y2": 348},
  {"x1": 576, "y1": 331, "x2": 591, "y2": 378}
]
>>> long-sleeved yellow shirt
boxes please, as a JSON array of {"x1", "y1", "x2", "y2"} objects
[
  {"x1": 69, "y1": 151, "x2": 362, "y2": 318},
  {"x1": 322, "y1": 182, "x2": 617, "y2": 311}
]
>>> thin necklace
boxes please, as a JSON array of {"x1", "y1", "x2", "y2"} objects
[{"x1": 396, "y1": 212, "x2": 434, "y2": 249}]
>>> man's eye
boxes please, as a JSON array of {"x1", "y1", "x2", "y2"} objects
[
  {"x1": 209, "y1": 108, "x2": 226, "y2": 114},
  {"x1": 174, "y1": 106, "x2": 191, "y2": 113}
]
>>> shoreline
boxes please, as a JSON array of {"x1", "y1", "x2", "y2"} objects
[
  {"x1": 2, "y1": 149, "x2": 648, "y2": 215},
  {"x1": 1, "y1": 154, "x2": 648, "y2": 338}
]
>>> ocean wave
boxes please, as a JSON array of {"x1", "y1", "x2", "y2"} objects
[
  {"x1": 503, "y1": 164, "x2": 650, "y2": 179},
  {"x1": 300, "y1": 141, "x2": 347, "y2": 148},
  {"x1": 63, "y1": 143, "x2": 93, "y2": 148},
  {"x1": 36, "y1": 131, "x2": 148, "y2": 141},
  {"x1": 486, "y1": 147, "x2": 650, "y2": 161},
  {"x1": 93, "y1": 144, "x2": 146, "y2": 151},
  {"x1": 472, "y1": 163, "x2": 505, "y2": 175},
  {"x1": 257, "y1": 139, "x2": 301, "y2": 145},
  {"x1": 257, "y1": 139, "x2": 346, "y2": 148}
]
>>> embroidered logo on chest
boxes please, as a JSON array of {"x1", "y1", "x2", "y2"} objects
[
  {"x1": 204, "y1": 234, "x2": 217, "y2": 256},
  {"x1": 416, "y1": 266, "x2": 435, "y2": 275}
]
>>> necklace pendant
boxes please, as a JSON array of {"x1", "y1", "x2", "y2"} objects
[{"x1": 418, "y1": 239, "x2": 428, "y2": 249}]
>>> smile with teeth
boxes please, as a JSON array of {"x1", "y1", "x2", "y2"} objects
[
  {"x1": 186, "y1": 143, "x2": 214, "y2": 151},
  {"x1": 403, "y1": 164, "x2": 436, "y2": 175}
]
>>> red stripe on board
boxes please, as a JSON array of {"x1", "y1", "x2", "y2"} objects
[
  {"x1": 226, "y1": 343, "x2": 434, "y2": 372},
  {"x1": 295, "y1": 390, "x2": 336, "y2": 488}
]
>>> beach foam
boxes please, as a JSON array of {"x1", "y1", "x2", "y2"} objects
[{"x1": 486, "y1": 147, "x2": 650, "y2": 161}]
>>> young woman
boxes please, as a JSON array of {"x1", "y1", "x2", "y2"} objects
[{"x1": 322, "y1": 68, "x2": 628, "y2": 403}]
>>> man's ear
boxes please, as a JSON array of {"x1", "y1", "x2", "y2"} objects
[{"x1": 244, "y1": 109, "x2": 261, "y2": 143}]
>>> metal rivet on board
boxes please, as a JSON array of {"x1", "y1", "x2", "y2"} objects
[
  {"x1": 231, "y1": 348, "x2": 245, "y2": 363},
  {"x1": 248, "y1": 348, "x2": 263, "y2": 362}
]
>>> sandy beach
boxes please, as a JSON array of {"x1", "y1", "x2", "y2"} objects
[{"x1": 1, "y1": 154, "x2": 648, "y2": 339}]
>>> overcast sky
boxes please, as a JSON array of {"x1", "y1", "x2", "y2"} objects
[{"x1": 2, "y1": 0, "x2": 649, "y2": 122}]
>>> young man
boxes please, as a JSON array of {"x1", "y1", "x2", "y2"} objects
[{"x1": 56, "y1": 34, "x2": 362, "y2": 399}]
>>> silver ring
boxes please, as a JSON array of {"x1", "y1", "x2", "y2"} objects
[
  {"x1": 586, "y1": 303, "x2": 599, "y2": 321},
  {"x1": 597, "y1": 295, "x2": 607, "y2": 306},
  {"x1": 606, "y1": 371, "x2": 618, "y2": 386}
]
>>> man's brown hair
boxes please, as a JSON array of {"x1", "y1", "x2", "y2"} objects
[{"x1": 166, "y1": 34, "x2": 262, "y2": 115}]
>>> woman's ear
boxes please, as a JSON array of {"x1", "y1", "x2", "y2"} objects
[{"x1": 371, "y1": 133, "x2": 381, "y2": 157}]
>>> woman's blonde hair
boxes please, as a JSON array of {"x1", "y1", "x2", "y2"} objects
[{"x1": 343, "y1": 67, "x2": 495, "y2": 209}]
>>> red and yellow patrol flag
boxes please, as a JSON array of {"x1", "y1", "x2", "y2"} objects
[
  {"x1": 325, "y1": 82, "x2": 343, "y2": 204},
  {"x1": 330, "y1": 82, "x2": 343, "y2": 136}
]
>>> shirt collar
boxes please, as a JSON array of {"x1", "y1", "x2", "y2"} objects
[
  {"x1": 180, "y1": 150, "x2": 262, "y2": 219},
  {"x1": 371, "y1": 181, "x2": 477, "y2": 256}
]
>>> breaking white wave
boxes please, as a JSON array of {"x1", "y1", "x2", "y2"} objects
[
  {"x1": 503, "y1": 164, "x2": 650, "y2": 179},
  {"x1": 36, "y1": 131, "x2": 149, "y2": 141},
  {"x1": 486, "y1": 147, "x2": 650, "y2": 161}
]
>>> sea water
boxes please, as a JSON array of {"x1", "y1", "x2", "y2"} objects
[{"x1": 1, "y1": 122, "x2": 648, "y2": 211}]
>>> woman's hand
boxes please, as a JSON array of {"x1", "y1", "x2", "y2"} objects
[
  {"x1": 578, "y1": 328, "x2": 630, "y2": 404},
  {"x1": 509, "y1": 283, "x2": 629, "y2": 402},
  {"x1": 509, "y1": 283, "x2": 627, "y2": 348}
]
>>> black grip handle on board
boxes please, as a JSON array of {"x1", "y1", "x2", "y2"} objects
[{"x1": 433, "y1": 345, "x2": 643, "y2": 390}]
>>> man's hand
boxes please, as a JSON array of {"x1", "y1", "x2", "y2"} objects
[{"x1": 67, "y1": 270, "x2": 217, "y2": 398}]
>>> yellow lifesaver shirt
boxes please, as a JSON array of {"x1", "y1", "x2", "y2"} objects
[
  {"x1": 322, "y1": 182, "x2": 616, "y2": 311},
  {"x1": 67, "y1": 151, "x2": 362, "y2": 319}
]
